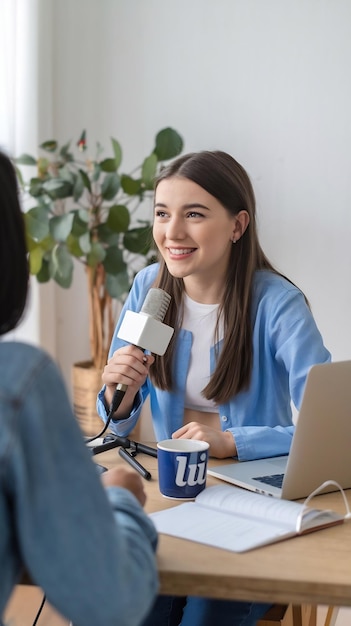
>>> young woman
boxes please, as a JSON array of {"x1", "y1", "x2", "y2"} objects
[
  {"x1": 0, "y1": 150, "x2": 158, "y2": 626},
  {"x1": 98, "y1": 150, "x2": 330, "y2": 625}
]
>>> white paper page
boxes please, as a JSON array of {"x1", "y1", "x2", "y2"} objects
[
  {"x1": 196, "y1": 485, "x2": 342, "y2": 530},
  {"x1": 150, "y1": 502, "x2": 294, "y2": 552},
  {"x1": 196, "y1": 485, "x2": 302, "y2": 526}
]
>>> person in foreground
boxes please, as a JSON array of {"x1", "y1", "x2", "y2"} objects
[
  {"x1": 98, "y1": 150, "x2": 331, "y2": 626},
  {"x1": 0, "y1": 150, "x2": 158, "y2": 626}
]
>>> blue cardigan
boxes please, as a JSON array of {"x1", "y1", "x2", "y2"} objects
[{"x1": 97, "y1": 264, "x2": 331, "y2": 461}]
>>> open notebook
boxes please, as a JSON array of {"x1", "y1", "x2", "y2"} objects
[{"x1": 208, "y1": 361, "x2": 351, "y2": 499}]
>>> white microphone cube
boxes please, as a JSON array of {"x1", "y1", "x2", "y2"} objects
[{"x1": 117, "y1": 310, "x2": 174, "y2": 355}]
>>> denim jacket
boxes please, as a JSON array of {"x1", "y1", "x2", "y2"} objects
[
  {"x1": 97, "y1": 264, "x2": 331, "y2": 461},
  {"x1": 0, "y1": 342, "x2": 158, "y2": 626}
]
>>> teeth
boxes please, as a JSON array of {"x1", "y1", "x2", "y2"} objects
[{"x1": 169, "y1": 248, "x2": 194, "y2": 255}]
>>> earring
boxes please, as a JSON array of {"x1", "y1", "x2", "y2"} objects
[{"x1": 231, "y1": 237, "x2": 236, "y2": 244}]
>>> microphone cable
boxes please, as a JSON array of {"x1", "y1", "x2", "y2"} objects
[
  {"x1": 84, "y1": 383, "x2": 126, "y2": 444},
  {"x1": 31, "y1": 593, "x2": 46, "y2": 625}
]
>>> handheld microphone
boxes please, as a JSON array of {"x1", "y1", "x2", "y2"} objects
[{"x1": 109, "y1": 288, "x2": 174, "y2": 416}]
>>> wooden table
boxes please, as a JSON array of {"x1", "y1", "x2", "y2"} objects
[{"x1": 96, "y1": 444, "x2": 351, "y2": 609}]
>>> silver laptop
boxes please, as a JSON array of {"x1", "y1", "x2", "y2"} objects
[{"x1": 208, "y1": 361, "x2": 351, "y2": 499}]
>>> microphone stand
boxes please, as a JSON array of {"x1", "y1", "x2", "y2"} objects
[
  {"x1": 84, "y1": 390, "x2": 158, "y2": 477},
  {"x1": 90, "y1": 435, "x2": 158, "y2": 458},
  {"x1": 90, "y1": 435, "x2": 157, "y2": 480}
]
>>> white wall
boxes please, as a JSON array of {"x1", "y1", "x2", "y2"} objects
[{"x1": 36, "y1": 0, "x2": 351, "y2": 390}]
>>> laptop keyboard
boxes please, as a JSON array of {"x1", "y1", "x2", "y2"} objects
[{"x1": 253, "y1": 473, "x2": 285, "y2": 488}]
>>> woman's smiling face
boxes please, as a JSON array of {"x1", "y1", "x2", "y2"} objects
[{"x1": 153, "y1": 177, "x2": 239, "y2": 298}]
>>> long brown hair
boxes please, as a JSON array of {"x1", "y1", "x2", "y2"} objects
[{"x1": 150, "y1": 151, "x2": 292, "y2": 403}]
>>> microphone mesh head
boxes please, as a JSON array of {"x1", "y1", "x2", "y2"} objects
[{"x1": 141, "y1": 288, "x2": 171, "y2": 322}]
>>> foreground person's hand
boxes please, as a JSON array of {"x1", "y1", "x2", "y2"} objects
[{"x1": 101, "y1": 466, "x2": 147, "y2": 506}]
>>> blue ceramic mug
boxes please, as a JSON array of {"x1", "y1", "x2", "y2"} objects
[{"x1": 157, "y1": 439, "x2": 209, "y2": 499}]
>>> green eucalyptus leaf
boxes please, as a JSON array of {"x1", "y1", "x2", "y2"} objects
[
  {"x1": 106, "y1": 270, "x2": 130, "y2": 300},
  {"x1": 78, "y1": 208, "x2": 90, "y2": 223},
  {"x1": 73, "y1": 171, "x2": 85, "y2": 201},
  {"x1": 28, "y1": 247, "x2": 44, "y2": 275},
  {"x1": 39, "y1": 234, "x2": 55, "y2": 252},
  {"x1": 101, "y1": 173, "x2": 120, "y2": 200},
  {"x1": 37, "y1": 258, "x2": 51, "y2": 283},
  {"x1": 14, "y1": 165, "x2": 24, "y2": 187},
  {"x1": 36, "y1": 195, "x2": 51, "y2": 209},
  {"x1": 96, "y1": 223, "x2": 121, "y2": 246},
  {"x1": 124, "y1": 226, "x2": 152, "y2": 255},
  {"x1": 87, "y1": 241, "x2": 106, "y2": 267},
  {"x1": 40, "y1": 140, "x2": 58, "y2": 152},
  {"x1": 67, "y1": 231, "x2": 91, "y2": 257},
  {"x1": 100, "y1": 158, "x2": 117, "y2": 173},
  {"x1": 25, "y1": 233, "x2": 37, "y2": 252},
  {"x1": 78, "y1": 231, "x2": 92, "y2": 254},
  {"x1": 49, "y1": 213, "x2": 74, "y2": 242},
  {"x1": 142, "y1": 153, "x2": 157, "y2": 188},
  {"x1": 78, "y1": 168, "x2": 91, "y2": 192},
  {"x1": 60, "y1": 141, "x2": 74, "y2": 162},
  {"x1": 15, "y1": 154, "x2": 37, "y2": 166},
  {"x1": 67, "y1": 234, "x2": 83, "y2": 257},
  {"x1": 154, "y1": 127, "x2": 183, "y2": 161},
  {"x1": 71, "y1": 211, "x2": 89, "y2": 237},
  {"x1": 107, "y1": 204, "x2": 130, "y2": 233},
  {"x1": 29, "y1": 178, "x2": 45, "y2": 198},
  {"x1": 103, "y1": 245, "x2": 125, "y2": 274},
  {"x1": 58, "y1": 165, "x2": 75, "y2": 183},
  {"x1": 121, "y1": 174, "x2": 141, "y2": 196},
  {"x1": 25, "y1": 207, "x2": 50, "y2": 241},
  {"x1": 28, "y1": 234, "x2": 54, "y2": 254},
  {"x1": 111, "y1": 138, "x2": 122, "y2": 169},
  {"x1": 49, "y1": 244, "x2": 74, "y2": 288},
  {"x1": 42, "y1": 178, "x2": 73, "y2": 199},
  {"x1": 92, "y1": 163, "x2": 101, "y2": 182}
]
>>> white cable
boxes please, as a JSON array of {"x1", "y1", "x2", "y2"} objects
[{"x1": 295, "y1": 480, "x2": 351, "y2": 534}]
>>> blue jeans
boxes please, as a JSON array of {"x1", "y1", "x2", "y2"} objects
[{"x1": 141, "y1": 595, "x2": 271, "y2": 626}]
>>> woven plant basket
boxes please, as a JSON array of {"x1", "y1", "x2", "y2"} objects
[{"x1": 72, "y1": 360, "x2": 104, "y2": 437}]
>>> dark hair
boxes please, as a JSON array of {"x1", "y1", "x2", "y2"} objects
[
  {"x1": 0, "y1": 151, "x2": 29, "y2": 335},
  {"x1": 150, "y1": 150, "x2": 292, "y2": 402}
]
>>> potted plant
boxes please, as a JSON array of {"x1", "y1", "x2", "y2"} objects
[{"x1": 14, "y1": 127, "x2": 183, "y2": 433}]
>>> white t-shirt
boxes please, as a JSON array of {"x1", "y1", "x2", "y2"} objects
[{"x1": 182, "y1": 293, "x2": 223, "y2": 412}]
